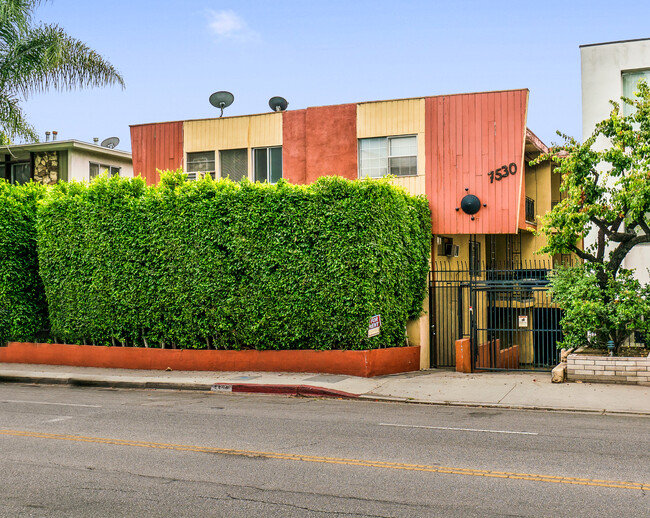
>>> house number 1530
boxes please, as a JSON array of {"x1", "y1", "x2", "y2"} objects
[{"x1": 487, "y1": 163, "x2": 517, "y2": 183}]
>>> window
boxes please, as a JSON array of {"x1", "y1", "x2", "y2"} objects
[
  {"x1": 525, "y1": 197, "x2": 536, "y2": 224},
  {"x1": 186, "y1": 151, "x2": 215, "y2": 181},
  {"x1": 253, "y1": 146, "x2": 282, "y2": 183},
  {"x1": 11, "y1": 162, "x2": 30, "y2": 184},
  {"x1": 622, "y1": 69, "x2": 650, "y2": 116},
  {"x1": 359, "y1": 136, "x2": 417, "y2": 178},
  {"x1": 220, "y1": 149, "x2": 248, "y2": 182},
  {"x1": 89, "y1": 162, "x2": 120, "y2": 180}
]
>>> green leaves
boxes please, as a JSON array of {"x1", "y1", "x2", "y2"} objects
[
  {"x1": 0, "y1": 178, "x2": 47, "y2": 343},
  {"x1": 35, "y1": 173, "x2": 431, "y2": 351},
  {"x1": 549, "y1": 265, "x2": 650, "y2": 351},
  {"x1": 536, "y1": 80, "x2": 650, "y2": 274},
  {"x1": 0, "y1": 0, "x2": 124, "y2": 142},
  {"x1": 533, "y1": 80, "x2": 650, "y2": 351}
]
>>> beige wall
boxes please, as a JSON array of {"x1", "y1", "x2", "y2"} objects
[
  {"x1": 357, "y1": 98, "x2": 427, "y2": 197},
  {"x1": 68, "y1": 149, "x2": 133, "y2": 183},
  {"x1": 183, "y1": 113, "x2": 282, "y2": 180}
]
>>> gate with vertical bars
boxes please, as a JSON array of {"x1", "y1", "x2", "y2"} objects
[{"x1": 429, "y1": 261, "x2": 563, "y2": 371}]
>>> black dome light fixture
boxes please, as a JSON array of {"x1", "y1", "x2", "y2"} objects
[{"x1": 456, "y1": 188, "x2": 487, "y2": 221}]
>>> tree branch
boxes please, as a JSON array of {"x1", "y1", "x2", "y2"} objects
[
  {"x1": 569, "y1": 243, "x2": 601, "y2": 264},
  {"x1": 609, "y1": 234, "x2": 650, "y2": 277}
]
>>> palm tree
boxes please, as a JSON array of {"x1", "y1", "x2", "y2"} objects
[{"x1": 0, "y1": 0, "x2": 124, "y2": 143}]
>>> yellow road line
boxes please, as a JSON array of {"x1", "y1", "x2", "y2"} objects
[{"x1": 2, "y1": 429, "x2": 648, "y2": 491}]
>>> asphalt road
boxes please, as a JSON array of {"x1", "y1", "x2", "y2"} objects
[{"x1": 1, "y1": 383, "x2": 648, "y2": 517}]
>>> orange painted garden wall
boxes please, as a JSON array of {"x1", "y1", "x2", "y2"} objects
[{"x1": 1, "y1": 342, "x2": 420, "y2": 378}]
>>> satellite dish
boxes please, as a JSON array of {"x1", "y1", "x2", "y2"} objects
[
  {"x1": 100, "y1": 137, "x2": 120, "y2": 149},
  {"x1": 269, "y1": 96, "x2": 288, "y2": 112},
  {"x1": 209, "y1": 91, "x2": 234, "y2": 117}
]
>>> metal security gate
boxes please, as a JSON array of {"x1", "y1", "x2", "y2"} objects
[{"x1": 429, "y1": 261, "x2": 562, "y2": 371}]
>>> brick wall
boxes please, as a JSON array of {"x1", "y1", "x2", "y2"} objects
[{"x1": 567, "y1": 354, "x2": 650, "y2": 385}]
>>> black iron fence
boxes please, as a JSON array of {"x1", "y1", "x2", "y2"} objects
[{"x1": 429, "y1": 260, "x2": 563, "y2": 371}]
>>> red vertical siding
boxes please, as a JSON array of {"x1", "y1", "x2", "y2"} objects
[
  {"x1": 282, "y1": 104, "x2": 357, "y2": 184},
  {"x1": 130, "y1": 121, "x2": 184, "y2": 185},
  {"x1": 425, "y1": 90, "x2": 528, "y2": 235}
]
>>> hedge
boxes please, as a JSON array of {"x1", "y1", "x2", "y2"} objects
[
  {"x1": 0, "y1": 180, "x2": 48, "y2": 343},
  {"x1": 37, "y1": 172, "x2": 431, "y2": 350}
]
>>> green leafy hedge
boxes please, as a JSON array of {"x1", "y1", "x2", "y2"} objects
[
  {"x1": 37, "y1": 172, "x2": 431, "y2": 350},
  {"x1": 0, "y1": 181, "x2": 48, "y2": 343}
]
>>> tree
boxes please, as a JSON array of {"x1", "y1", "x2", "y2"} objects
[
  {"x1": 535, "y1": 80, "x2": 650, "y2": 352},
  {"x1": 0, "y1": 0, "x2": 124, "y2": 143}
]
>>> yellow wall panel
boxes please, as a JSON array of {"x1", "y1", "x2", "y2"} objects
[
  {"x1": 249, "y1": 113, "x2": 282, "y2": 148},
  {"x1": 390, "y1": 175, "x2": 427, "y2": 197},
  {"x1": 184, "y1": 113, "x2": 282, "y2": 153},
  {"x1": 358, "y1": 99, "x2": 426, "y2": 184},
  {"x1": 357, "y1": 98, "x2": 425, "y2": 138}
]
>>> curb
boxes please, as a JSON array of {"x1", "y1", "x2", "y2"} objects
[
  {"x1": 358, "y1": 394, "x2": 650, "y2": 416},
  {"x1": 211, "y1": 383, "x2": 360, "y2": 398},
  {"x1": 0, "y1": 374, "x2": 358, "y2": 397},
  {"x1": 0, "y1": 374, "x2": 213, "y2": 391},
  {"x1": 2, "y1": 374, "x2": 649, "y2": 416}
]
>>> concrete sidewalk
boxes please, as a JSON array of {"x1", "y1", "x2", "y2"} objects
[{"x1": 1, "y1": 362, "x2": 649, "y2": 415}]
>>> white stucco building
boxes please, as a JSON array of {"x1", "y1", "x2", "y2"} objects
[
  {"x1": 581, "y1": 38, "x2": 650, "y2": 284},
  {"x1": 2, "y1": 138, "x2": 132, "y2": 185}
]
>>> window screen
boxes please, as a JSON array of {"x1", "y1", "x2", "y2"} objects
[
  {"x1": 359, "y1": 136, "x2": 417, "y2": 178},
  {"x1": 220, "y1": 149, "x2": 248, "y2": 182}
]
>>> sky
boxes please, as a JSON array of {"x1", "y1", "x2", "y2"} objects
[{"x1": 20, "y1": 0, "x2": 650, "y2": 152}]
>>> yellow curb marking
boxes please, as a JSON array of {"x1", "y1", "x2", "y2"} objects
[{"x1": 2, "y1": 429, "x2": 648, "y2": 491}]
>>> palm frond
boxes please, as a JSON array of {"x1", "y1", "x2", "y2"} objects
[
  {"x1": 0, "y1": 0, "x2": 42, "y2": 42},
  {"x1": 0, "y1": 89, "x2": 38, "y2": 142},
  {"x1": 1, "y1": 24, "x2": 124, "y2": 98}
]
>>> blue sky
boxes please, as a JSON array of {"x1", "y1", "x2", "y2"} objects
[{"x1": 22, "y1": 0, "x2": 650, "y2": 151}]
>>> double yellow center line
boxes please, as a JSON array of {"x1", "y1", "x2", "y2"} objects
[{"x1": 2, "y1": 429, "x2": 648, "y2": 491}]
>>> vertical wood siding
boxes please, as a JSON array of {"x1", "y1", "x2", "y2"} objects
[
  {"x1": 282, "y1": 104, "x2": 357, "y2": 184},
  {"x1": 358, "y1": 99, "x2": 426, "y2": 196},
  {"x1": 425, "y1": 90, "x2": 528, "y2": 235},
  {"x1": 130, "y1": 121, "x2": 183, "y2": 185},
  {"x1": 184, "y1": 113, "x2": 282, "y2": 153}
]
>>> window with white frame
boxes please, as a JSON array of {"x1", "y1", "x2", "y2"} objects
[
  {"x1": 89, "y1": 162, "x2": 120, "y2": 180},
  {"x1": 622, "y1": 69, "x2": 650, "y2": 116},
  {"x1": 253, "y1": 146, "x2": 282, "y2": 183},
  {"x1": 359, "y1": 135, "x2": 417, "y2": 178},
  {"x1": 186, "y1": 151, "x2": 216, "y2": 181},
  {"x1": 220, "y1": 149, "x2": 248, "y2": 182}
]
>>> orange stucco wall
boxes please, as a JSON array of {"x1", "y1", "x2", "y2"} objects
[
  {"x1": 283, "y1": 104, "x2": 357, "y2": 184},
  {"x1": 2, "y1": 342, "x2": 420, "y2": 377}
]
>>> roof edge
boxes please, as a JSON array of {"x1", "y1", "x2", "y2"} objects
[
  {"x1": 1, "y1": 139, "x2": 132, "y2": 158},
  {"x1": 580, "y1": 37, "x2": 650, "y2": 48},
  {"x1": 131, "y1": 88, "x2": 532, "y2": 127},
  {"x1": 525, "y1": 128, "x2": 549, "y2": 154}
]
